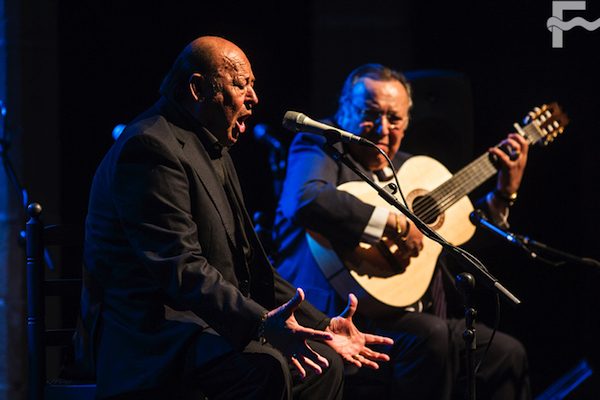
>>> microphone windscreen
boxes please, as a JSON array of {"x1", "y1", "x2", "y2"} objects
[{"x1": 282, "y1": 111, "x2": 304, "y2": 131}]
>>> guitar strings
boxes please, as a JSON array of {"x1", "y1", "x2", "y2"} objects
[
  {"x1": 413, "y1": 155, "x2": 488, "y2": 217},
  {"x1": 416, "y1": 161, "x2": 494, "y2": 222},
  {"x1": 406, "y1": 119, "x2": 542, "y2": 223},
  {"x1": 412, "y1": 153, "x2": 496, "y2": 221},
  {"x1": 412, "y1": 155, "x2": 490, "y2": 218},
  {"x1": 425, "y1": 123, "x2": 542, "y2": 219}
]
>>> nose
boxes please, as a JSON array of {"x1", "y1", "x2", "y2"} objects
[
  {"x1": 376, "y1": 115, "x2": 393, "y2": 137},
  {"x1": 247, "y1": 85, "x2": 259, "y2": 106}
]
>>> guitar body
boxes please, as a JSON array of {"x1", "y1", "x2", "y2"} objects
[{"x1": 307, "y1": 155, "x2": 476, "y2": 316}]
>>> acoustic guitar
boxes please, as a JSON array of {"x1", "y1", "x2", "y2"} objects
[{"x1": 306, "y1": 103, "x2": 569, "y2": 316}]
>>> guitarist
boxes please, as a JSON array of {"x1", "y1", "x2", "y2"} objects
[{"x1": 273, "y1": 63, "x2": 531, "y2": 399}]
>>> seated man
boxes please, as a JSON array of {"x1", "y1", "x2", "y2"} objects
[
  {"x1": 77, "y1": 37, "x2": 393, "y2": 400},
  {"x1": 273, "y1": 63, "x2": 531, "y2": 399}
]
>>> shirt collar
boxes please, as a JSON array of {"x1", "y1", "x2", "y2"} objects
[
  {"x1": 159, "y1": 96, "x2": 226, "y2": 159},
  {"x1": 200, "y1": 125, "x2": 226, "y2": 159}
]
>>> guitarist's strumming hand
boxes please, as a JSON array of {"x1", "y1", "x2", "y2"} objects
[{"x1": 382, "y1": 213, "x2": 424, "y2": 269}]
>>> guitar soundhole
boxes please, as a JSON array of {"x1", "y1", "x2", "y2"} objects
[{"x1": 412, "y1": 195, "x2": 441, "y2": 224}]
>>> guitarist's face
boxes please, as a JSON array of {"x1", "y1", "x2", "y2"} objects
[{"x1": 342, "y1": 77, "x2": 411, "y2": 171}]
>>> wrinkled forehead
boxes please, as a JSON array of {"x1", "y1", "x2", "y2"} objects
[
  {"x1": 215, "y1": 50, "x2": 254, "y2": 81},
  {"x1": 350, "y1": 77, "x2": 406, "y2": 107}
]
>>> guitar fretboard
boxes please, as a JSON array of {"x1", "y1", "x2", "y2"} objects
[
  {"x1": 412, "y1": 153, "x2": 497, "y2": 222},
  {"x1": 411, "y1": 122, "x2": 541, "y2": 223}
]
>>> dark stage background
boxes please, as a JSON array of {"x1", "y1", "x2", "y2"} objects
[{"x1": 25, "y1": 0, "x2": 600, "y2": 397}]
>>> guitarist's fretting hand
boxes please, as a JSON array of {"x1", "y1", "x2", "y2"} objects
[
  {"x1": 489, "y1": 133, "x2": 529, "y2": 199},
  {"x1": 382, "y1": 214, "x2": 424, "y2": 266}
]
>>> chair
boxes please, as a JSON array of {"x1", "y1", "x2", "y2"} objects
[{"x1": 26, "y1": 202, "x2": 96, "y2": 400}]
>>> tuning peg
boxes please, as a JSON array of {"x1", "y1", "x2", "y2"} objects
[{"x1": 527, "y1": 111, "x2": 537, "y2": 122}]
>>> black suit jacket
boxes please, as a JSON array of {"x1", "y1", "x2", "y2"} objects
[{"x1": 80, "y1": 98, "x2": 329, "y2": 398}]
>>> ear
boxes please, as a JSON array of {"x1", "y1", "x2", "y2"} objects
[{"x1": 188, "y1": 73, "x2": 205, "y2": 101}]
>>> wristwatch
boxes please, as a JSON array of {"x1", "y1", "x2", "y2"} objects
[{"x1": 493, "y1": 188, "x2": 518, "y2": 206}]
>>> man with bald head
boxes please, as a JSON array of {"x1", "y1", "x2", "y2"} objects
[{"x1": 79, "y1": 36, "x2": 392, "y2": 399}]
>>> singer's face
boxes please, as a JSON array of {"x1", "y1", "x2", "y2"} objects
[
  {"x1": 197, "y1": 46, "x2": 258, "y2": 147},
  {"x1": 342, "y1": 77, "x2": 410, "y2": 171}
]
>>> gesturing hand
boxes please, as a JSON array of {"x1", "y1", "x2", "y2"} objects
[
  {"x1": 325, "y1": 294, "x2": 394, "y2": 369},
  {"x1": 263, "y1": 288, "x2": 333, "y2": 378}
]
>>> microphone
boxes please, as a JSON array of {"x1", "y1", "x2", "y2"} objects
[
  {"x1": 253, "y1": 123, "x2": 283, "y2": 153},
  {"x1": 282, "y1": 111, "x2": 372, "y2": 146},
  {"x1": 469, "y1": 210, "x2": 521, "y2": 246}
]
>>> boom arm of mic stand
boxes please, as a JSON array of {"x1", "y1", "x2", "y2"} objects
[
  {"x1": 321, "y1": 141, "x2": 522, "y2": 306},
  {"x1": 471, "y1": 210, "x2": 600, "y2": 270},
  {"x1": 518, "y1": 236, "x2": 600, "y2": 269}
]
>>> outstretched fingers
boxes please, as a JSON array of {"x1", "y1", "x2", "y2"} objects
[
  {"x1": 295, "y1": 325, "x2": 333, "y2": 341},
  {"x1": 290, "y1": 355, "x2": 306, "y2": 378},
  {"x1": 344, "y1": 353, "x2": 362, "y2": 368},
  {"x1": 290, "y1": 342, "x2": 330, "y2": 378},
  {"x1": 364, "y1": 332, "x2": 394, "y2": 346},
  {"x1": 305, "y1": 341, "x2": 330, "y2": 369},
  {"x1": 352, "y1": 354, "x2": 380, "y2": 370},
  {"x1": 360, "y1": 346, "x2": 391, "y2": 362}
]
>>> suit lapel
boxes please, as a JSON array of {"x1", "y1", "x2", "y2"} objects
[
  {"x1": 223, "y1": 153, "x2": 273, "y2": 269},
  {"x1": 222, "y1": 153, "x2": 246, "y2": 210},
  {"x1": 174, "y1": 128, "x2": 237, "y2": 247},
  {"x1": 223, "y1": 152, "x2": 258, "y2": 242}
]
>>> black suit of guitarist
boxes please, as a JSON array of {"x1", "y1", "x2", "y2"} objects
[{"x1": 273, "y1": 63, "x2": 532, "y2": 399}]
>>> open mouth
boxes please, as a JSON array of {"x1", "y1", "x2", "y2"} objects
[
  {"x1": 235, "y1": 119, "x2": 246, "y2": 134},
  {"x1": 235, "y1": 114, "x2": 250, "y2": 134}
]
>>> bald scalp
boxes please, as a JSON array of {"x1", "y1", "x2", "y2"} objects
[{"x1": 159, "y1": 36, "x2": 244, "y2": 101}]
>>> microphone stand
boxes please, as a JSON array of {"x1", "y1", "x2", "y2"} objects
[
  {"x1": 320, "y1": 135, "x2": 522, "y2": 306},
  {"x1": 470, "y1": 210, "x2": 600, "y2": 269},
  {"x1": 319, "y1": 135, "x2": 518, "y2": 400},
  {"x1": 457, "y1": 272, "x2": 477, "y2": 400}
]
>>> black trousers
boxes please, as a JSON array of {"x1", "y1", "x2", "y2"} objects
[
  {"x1": 346, "y1": 312, "x2": 531, "y2": 400},
  {"x1": 105, "y1": 339, "x2": 344, "y2": 400}
]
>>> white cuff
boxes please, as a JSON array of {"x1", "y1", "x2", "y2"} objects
[
  {"x1": 486, "y1": 191, "x2": 510, "y2": 228},
  {"x1": 362, "y1": 206, "x2": 389, "y2": 244}
]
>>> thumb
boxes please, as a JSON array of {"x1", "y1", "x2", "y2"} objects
[
  {"x1": 339, "y1": 293, "x2": 358, "y2": 319},
  {"x1": 276, "y1": 287, "x2": 305, "y2": 318}
]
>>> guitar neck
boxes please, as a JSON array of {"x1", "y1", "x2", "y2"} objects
[
  {"x1": 417, "y1": 121, "x2": 543, "y2": 218},
  {"x1": 422, "y1": 153, "x2": 496, "y2": 216}
]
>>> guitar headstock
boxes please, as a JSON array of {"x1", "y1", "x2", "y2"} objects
[{"x1": 515, "y1": 102, "x2": 569, "y2": 146}]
